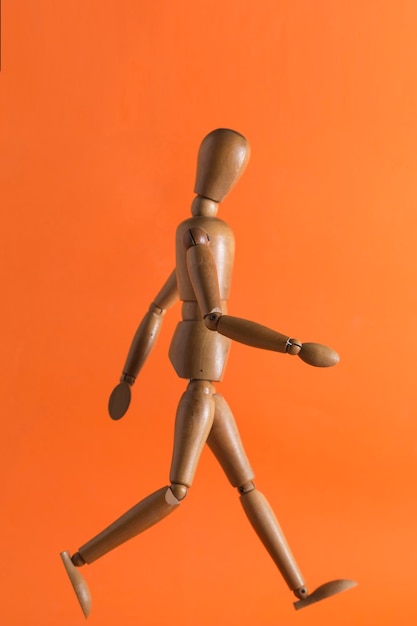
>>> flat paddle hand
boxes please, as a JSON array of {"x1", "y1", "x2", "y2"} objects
[
  {"x1": 108, "y1": 382, "x2": 132, "y2": 420},
  {"x1": 298, "y1": 342, "x2": 339, "y2": 368}
]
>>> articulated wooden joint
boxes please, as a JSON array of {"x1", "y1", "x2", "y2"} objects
[
  {"x1": 183, "y1": 227, "x2": 210, "y2": 249},
  {"x1": 238, "y1": 480, "x2": 256, "y2": 494},
  {"x1": 191, "y1": 196, "x2": 218, "y2": 217},
  {"x1": 204, "y1": 311, "x2": 222, "y2": 330},
  {"x1": 285, "y1": 338, "x2": 302, "y2": 356},
  {"x1": 149, "y1": 301, "x2": 165, "y2": 316},
  {"x1": 294, "y1": 586, "x2": 309, "y2": 600},
  {"x1": 169, "y1": 483, "x2": 188, "y2": 501},
  {"x1": 71, "y1": 552, "x2": 86, "y2": 567},
  {"x1": 120, "y1": 373, "x2": 136, "y2": 385}
]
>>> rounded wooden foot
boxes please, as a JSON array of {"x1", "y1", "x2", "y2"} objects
[
  {"x1": 293, "y1": 579, "x2": 357, "y2": 610},
  {"x1": 60, "y1": 551, "x2": 92, "y2": 618}
]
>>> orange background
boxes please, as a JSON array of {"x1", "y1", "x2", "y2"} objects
[{"x1": 2, "y1": 1, "x2": 417, "y2": 625}]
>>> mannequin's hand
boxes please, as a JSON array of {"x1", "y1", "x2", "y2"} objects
[
  {"x1": 298, "y1": 342, "x2": 339, "y2": 367},
  {"x1": 108, "y1": 380, "x2": 132, "y2": 420}
]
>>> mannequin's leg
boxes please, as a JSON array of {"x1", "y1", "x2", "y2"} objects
[
  {"x1": 169, "y1": 380, "x2": 216, "y2": 493},
  {"x1": 207, "y1": 393, "x2": 356, "y2": 608},
  {"x1": 207, "y1": 393, "x2": 306, "y2": 596},
  {"x1": 62, "y1": 380, "x2": 215, "y2": 616},
  {"x1": 72, "y1": 487, "x2": 179, "y2": 565},
  {"x1": 73, "y1": 380, "x2": 215, "y2": 565}
]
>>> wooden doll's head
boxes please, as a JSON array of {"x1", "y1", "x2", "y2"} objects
[{"x1": 194, "y1": 129, "x2": 250, "y2": 204}]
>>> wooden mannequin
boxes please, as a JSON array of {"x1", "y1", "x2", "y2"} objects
[{"x1": 61, "y1": 129, "x2": 356, "y2": 618}]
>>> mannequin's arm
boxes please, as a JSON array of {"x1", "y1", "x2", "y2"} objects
[
  {"x1": 108, "y1": 269, "x2": 178, "y2": 419},
  {"x1": 121, "y1": 269, "x2": 178, "y2": 382},
  {"x1": 185, "y1": 228, "x2": 338, "y2": 368}
]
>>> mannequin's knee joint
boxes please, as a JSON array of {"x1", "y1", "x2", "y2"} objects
[{"x1": 169, "y1": 483, "x2": 188, "y2": 501}]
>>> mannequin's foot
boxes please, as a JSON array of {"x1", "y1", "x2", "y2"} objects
[
  {"x1": 293, "y1": 579, "x2": 357, "y2": 610},
  {"x1": 60, "y1": 551, "x2": 92, "y2": 618}
]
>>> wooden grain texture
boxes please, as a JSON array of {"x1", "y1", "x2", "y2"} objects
[
  {"x1": 78, "y1": 488, "x2": 179, "y2": 564},
  {"x1": 169, "y1": 380, "x2": 216, "y2": 487},
  {"x1": 186, "y1": 243, "x2": 223, "y2": 318},
  {"x1": 240, "y1": 489, "x2": 305, "y2": 592},
  {"x1": 216, "y1": 315, "x2": 290, "y2": 352},
  {"x1": 194, "y1": 129, "x2": 250, "y2": 202},
  {"x1": 207, "y1": 393, "x2": 255, "y2": 487}
]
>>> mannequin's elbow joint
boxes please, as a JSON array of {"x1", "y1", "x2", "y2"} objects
[{"x1": 204, "y1": 311, "x2": 222, "y2": 331}]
